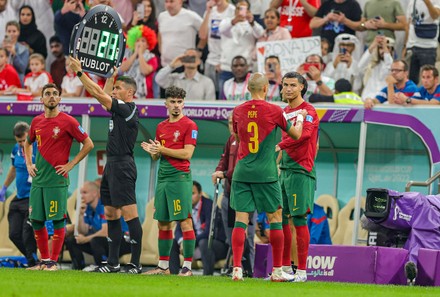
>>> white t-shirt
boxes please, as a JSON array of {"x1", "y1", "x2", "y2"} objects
[
  {"x1": 222, "y1": 77, "x2": 252, "y2": 101},
  {"x1": 406, "y1": 0, "x2": 440, "y2": 48},
  {"x1": 24, "y1": 72, "x2": 51, "y2": 92},
  {"x1": 61, "y1": 74, "x2": 83, "y2": 95},
  {"x1": 205, "y1": 4, "x2": 236, "y2": 67},
  {"x1": 158, "y1": 8, "x2": 203, "y2": 66}
]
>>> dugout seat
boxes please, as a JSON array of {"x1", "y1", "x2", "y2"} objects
[
  {"x1": 316, "y1": 194, "x2": 339, "y2": 237},
  {"x1": 332, "y1": 197, "x2": 368, "y2": 245},
  {"x1": 0, "y1": 193, "x2": 21, "y2": 257}
]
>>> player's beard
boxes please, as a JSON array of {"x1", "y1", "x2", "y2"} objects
[{"x1": 44, "y1": 101, "x2": 59, "y2": 110}]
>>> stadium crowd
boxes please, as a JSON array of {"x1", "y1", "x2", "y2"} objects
[{"x1": 0, "y1": 0, "x2": 439, "y2": 281}]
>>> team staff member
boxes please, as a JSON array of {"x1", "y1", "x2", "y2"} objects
[
  {"x1": 230, "y1": 72, "x2": 307, "y2": 282},
  {"x1": 69, "y1": 57, "x2": 143, "y2": 274},
  {"x1": 141, "y1": 86, "x2": 198, "y2": 277},
  {"x1": 277, "y1": 71, "x2": 319, "y2": 282},
  {"x1": 24, "y1": 83, "x2": 93, "y2": 271},
  {"x1": 0, "y1": 122, "x2": 38, "y2": 267}
]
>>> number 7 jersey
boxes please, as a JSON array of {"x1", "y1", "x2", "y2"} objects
[{"x1": 232, "y1": 100, "x2": 291, "y2": 183}]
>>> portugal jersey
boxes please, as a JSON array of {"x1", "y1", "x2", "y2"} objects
[
  {"x1": 232, "y1": 100, "x2": 291, "y2": 183},
  {"x1": 29, "y1": 112, "x2": 89, "y2": 187},
  {"x1": 156, "y1": 116, "x2": 198, "y2": 181},
  {"x1": 279, "y1": 101, "x2": 319, "y2": 178}
]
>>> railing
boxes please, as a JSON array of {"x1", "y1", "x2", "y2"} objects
[{"x1": 405, "y1": 171, "x2": 440, "y2": 194}]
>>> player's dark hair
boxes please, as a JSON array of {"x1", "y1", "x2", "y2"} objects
[
  {"x1": 420, "y1": 64, "x2": 439, "y2": 77},
  {"x1": 117, "y1": 76, "x2": 137, "y2": 94},
  {"x1": 13, "y1": 121, "x2": 30, "y2": 138},
  {"x1": 282, "y1": 71, "x2": 308, "y2": 97},
  {"x1": 41, "y1": 83, "x2": 60, "y2": 97},
  {"x1": 193, "y1": 180, "x2": 202, "y2": 194},
  {"x1": 165, "y1": 86, "x2": 186, "y2": 99}
]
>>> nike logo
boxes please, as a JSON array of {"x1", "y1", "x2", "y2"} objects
[
  {"x1": 173, "y1": 212, "x2": 181, "y2": 216},
  {"x1": 48, "y1": 213, "x2": 57, "y2": 218},
  {"x1": 292, "y1": 207, "x2": 299, "y2": 211},
  {"x1": 159, "y1": 134, "x2": 166, "y2": 138}
]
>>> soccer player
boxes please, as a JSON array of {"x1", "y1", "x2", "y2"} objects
[
  {"x1": 230, "y1": 72, "x2": 306, "y2": 282},
  {"x1": 141, "y1": 86, "x2": 198, "y2": 276},
  {"x1": 0, "y1": 122, "x2": 38, "y2": 267},
  {"x1": 24, "y1": 83, "x2": 93, "y2": 271},
  {"x1": 277, "y1": 71, "x2": 319, "y2": 282},
  {"x1": 69, "y1": 57, "x2": 143, "y2": 274}
]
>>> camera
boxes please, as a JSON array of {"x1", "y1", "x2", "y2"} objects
[
  {"x1": 303, "y1": 63, "x2": 320, "y2": 72},
  {"x1": 137, "y1": 3, "x2": 145, "y2": 19},
  {"x1": 331, "y1": 9, "x2": 341, "y2": 15},
  {"x1": 181, "y1": 55, "x2": 196, "y2": 63},
  {"x1": 268, "y1": 62, "x2": 276, "y2": 73},
  {"x1": 339, "y1": 47, "x2": 347, "y2": 55}
]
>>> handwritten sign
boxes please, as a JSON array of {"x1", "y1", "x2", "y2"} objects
[{"x1": 256, "y1": 37, "x2": 321, "y2": 74}]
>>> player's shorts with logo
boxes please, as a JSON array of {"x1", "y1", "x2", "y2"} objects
[
  {"x1": 29, "y1": 186, "x2": 68, "y2": 221},
  {"x1": 231, "y1": 181, "x2": 283, "y2": 213},
  {"x1": 101, "y1": 156, "x2": 137, "y2": 207},
  {"x1": 153, "y1": 180, "x2": 192, "y2": 222},
  {"x1": 280, "y1": 170, "x2": 315, "y2": 217}
]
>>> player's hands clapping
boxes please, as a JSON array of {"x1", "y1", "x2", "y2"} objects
[{"x1": 141, "y1": 139, "x2": 162, "y2": 157}]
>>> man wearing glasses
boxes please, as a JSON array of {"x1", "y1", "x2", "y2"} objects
[
  {"x1": 364, "y1": 60, "x2": 418, "y2": 109},
  {"x1": 24, "y1": 83, "x2": 94, "y2": 271}
]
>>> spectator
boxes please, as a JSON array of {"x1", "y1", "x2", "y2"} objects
[
  {"x1": 18, "y1": 5, "x2": 47, "y2": 58},
  {"x1": 155, "y1": 48, "x2": 215, "y2": 100},
  {"x1": 129, "y1": 0, "x2": 158, "y2": 33},
  {"x1": 158, "y1": 0, "x2": 203, "y2": 67},
  {"x1": 324, "y1": 33, "x2": 362, "y2": 93},
  {"x1": 352, "y1": 0, "x2": 406, "y2": 48},
  {"x1": 54, "y1": 0, "x2": 85, "y2": 55},
  {"x1": 264, "y1": 55, "x2": 283, "y2": 101},
  {"x1": 404, "y1": 0, "x2": 440, "y2": 84},
  {"x1": 3, "y1": 20, "x2": 29, "y2": 85},
  {"x1": 61, "y1": 58, "x2": 83, "y2": 97},
  {"x1": 48, "y1": 36, "x2": 66, "y2": 90},
  {"x1": 113, "y1": 0, "x2": 134, "y2": 28},
  {"x1": 309, "y1": 78, "x2": 363, "y2": 104},
  {"x1": 364, "y1": 59, "x2": 418, "y2": 109},
  {"x1": 256, "y1": 8, "x2": 291, "y2": 49},
  {"x1": 169, "y1": 181, "x2": 228, "y2": 275},
  {"x1": 222, "y1": 55, "x2": 251, "y2": 101},
  {"x1": 270, "y1": 0, "x2": 320, "y2": 38},
  {"x1": 12, "y1": 53, "x2": 52, "y2": 97},
  {"x1": 121, "y1": 25, "x2": 159, "y2": 99},
  {"x1": 0, "y1": 47, "x2": 21, "y2": 95},
  {"x1": 307, "y1": 204, "x2": 332, "y2": 245},
  {"x1": 10, "y1": 0, "x2": 55, "y2": 53},
  {"x1": 0, "y1": 0, "x2": 17, "y2": 43},
  {"x1": 0, "y1": 121, "x2": 39, "y2": 268},
  {"x1": 65, "y1": 181, "x2": 131, "y2": 271},
  {"x1": 359, "y1": 35, "x2": 394, "y2": 99},
  {"x1": 297, "y1": 54, "x2": 334, "y2": 101},
  {"x1": 309, "y1": 0, "x2": 362, "y2": 49},
  {"x1": 394, "y1": 64, "x2": 440, "y2": 105},
  {"x1": 199, "y1": 0, "x2": 236, "y2": 98},
  {"x1": 218, "y1": 0, "x2": 264, "y2": 99},
  {"x1": 321, "y1": 37, "x2": 331, "y2": 65}
]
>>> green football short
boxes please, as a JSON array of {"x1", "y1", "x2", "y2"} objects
[
  {"x1": 153, "y1": 180, "x2": 192, "y2": 222},
  {"x1": 29, "y1": 186, "x2": 68, "y2": 221},
  {"x1": 280, "y1": 170, "x2": 315, "y2": 217},
  {"x1": 230, "y1": 181, "x2": 283, "y2": 213}
]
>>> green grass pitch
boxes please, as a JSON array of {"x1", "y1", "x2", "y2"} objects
[{"x1": 0, "y1": 268, "x2": 439, "y2": 297}]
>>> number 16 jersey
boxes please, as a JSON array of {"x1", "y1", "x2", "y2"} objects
[{"x1": 232, "y1": 100, "x2": 291, "y2": 183}]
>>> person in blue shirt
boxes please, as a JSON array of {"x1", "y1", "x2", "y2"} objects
[
  {"x1": 364, "y1": 60, "x2": 418, "y2": 109},
  {"x1": 0, "y1": 121, "x2": 38, "y2": 267},
  {"x1": 393, "y1": 64, "x2": 440, "y2": 106},
  {"x1": 307, "y1": 204, "x2": 332, "y2": 245},
  {"x1": 65, "y1": 181, "x2": 130, "y2": 270}
]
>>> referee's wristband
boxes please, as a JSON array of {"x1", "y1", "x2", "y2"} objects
[{"x1": 297, "y1": 114, "x2": 304, "y2": 123}]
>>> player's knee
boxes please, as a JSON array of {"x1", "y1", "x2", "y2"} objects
[{"x1": 292, "y1": 215, "x2": 307, "y2": 227}]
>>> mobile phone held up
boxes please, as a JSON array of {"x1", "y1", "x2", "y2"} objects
[
  {"x1": 303, "y1": 63, "x2": 320, "y2": 72},
  {"x1": 181, "y1": 55, "x2": 196, "y2": 63},
  {"x1": 268, "y1": 63, "x2": 276, "y2": 73},
  {"x1": 137, "y1": 3, "x2": 145, "y2": 19},
  {"x1": 339, "y1": 47, "x2": 347, "y2": 55}
]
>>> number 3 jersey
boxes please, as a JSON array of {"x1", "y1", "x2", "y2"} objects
[
  {"x1": 232, "y1": 100, "x2": 291, "y2": 183},
  {"x1": 155, "y1": 116, "x2": 198, "y2": 181},
  {"x1": 29, "y1": 112, "x2": 89, "y2": 187},
  {"x1": 278, "y1": 101, "x2": 319, "y2": 178}
]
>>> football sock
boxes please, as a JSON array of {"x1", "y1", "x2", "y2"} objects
[
  {"x1": 269, "y1": 222, "x2": 284, "y2": 268},
  {"x1": 51, "y1": 225, "x2": 65, "y2": 262},
  {"x1": 182, "y1": 230, "x2": 196, "y2": 264},
  {"x1": 126, "y1": 217, "x2": 143, "y2": 266},
  {"x1": 158, "y1": 230, "x2": 173, "y2": 268},
  {"x1": 33, "y1": 223, "x2": 50, "y2": 260},
  {"x1": 232, "y1": 222, "x2": 247, "y2": 268},
  {"x1": 295, "y1": 225, "x2": 310, "y2": 270},
  {"x1": 282, "y1": 224, "x2": 292, "y2": 267},
  {"x1": 107, "y1": 219, "x2": 122, "y2": 266}
]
